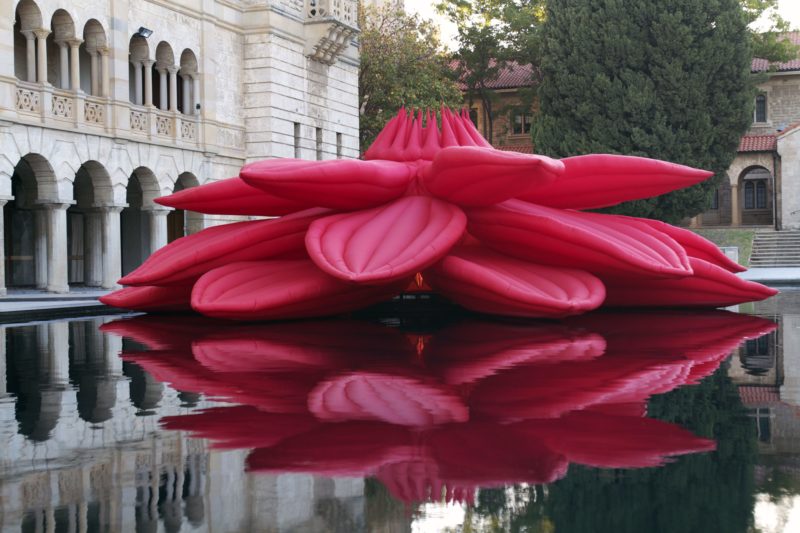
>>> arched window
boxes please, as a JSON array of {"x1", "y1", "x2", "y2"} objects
[
  {"x1": 756, "y1": 180, "x2": 767, "y2": 209},
  {"x1": 755, "y1": 94, "x2": 767, "y2": 123},
  {"x1": 711, "y1": 188, "x2": 719, "y2": 210},
  {"x1": 744, "y1": 181, "x2": 754, "y2": 209}
]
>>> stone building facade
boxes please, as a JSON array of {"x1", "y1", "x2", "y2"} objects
[
  {"x1": 0, "y1": 0, "x2": 359, "y2": 295},
  {"x1": 697, "y1": 32, "x2": 800, "y2": 229}
]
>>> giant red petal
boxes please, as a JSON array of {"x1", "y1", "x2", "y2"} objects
[
  {"x1": 306, "y1": 196, "x2": 466, "y2": 283},
  {"x1": 154, "y1": 176, "x2": 310, "y2": 216},
  {"x1": 467, "y1": 200, "x2": 692, "y2": 278},
  {"x1": 623, "y1": 216, "x2": 746, "y2": 272},
  {"x1": 425, "y1": 246, "x2": 605, "y2": 318},
  {"x1": 308, "y1": 372, "x2": 468, "y2": 426},
  {"x1": 602, "y1": 257, "x2": 777, "y2": 307},
  {"x1": 119, "y1": 208, "x2": 327, "y2": 286},
  {"x1": 191, "y1": 260, "x2": 408, "y2": 320},
  {"x1": 422, "y1": 146, "x2": 564, "y2": 206},
  {"x1": 517, "y1": 154, "x2": 713, "y2": 209},
  {"x1": 240, "y1": 158, "x2": 415, "y2": 210},
  {"x1": 99, "y1": 284, "x2": 193, "y2": 312}
]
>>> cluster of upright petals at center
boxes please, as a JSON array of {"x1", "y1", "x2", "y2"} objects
[{"x1": 100, "y1": 107, "x2": 778, "y2": 320}]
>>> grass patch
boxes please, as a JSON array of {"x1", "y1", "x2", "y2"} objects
[{"x1": 692, "y1": 228, "x2": 755, "y2": 267}]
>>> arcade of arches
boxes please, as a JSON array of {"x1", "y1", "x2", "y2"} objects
[
  {"x1": 4, "y1": 155, "x2": 202, "y2": 294},
  {"x1": 698, "y1": 165, "x2": 776, "y2": 228}
]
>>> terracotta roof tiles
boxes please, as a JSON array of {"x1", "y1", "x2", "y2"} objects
[
  {"x1": 450, "y1": 60, "x2": 536, "y2": 90},
  {"x1": 738, "y1": 135, "x2": 777, "y2": 152}
]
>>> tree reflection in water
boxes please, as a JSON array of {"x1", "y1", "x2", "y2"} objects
[{"x1": 102, "y1": 309, "x2": 773, "y2": 525}]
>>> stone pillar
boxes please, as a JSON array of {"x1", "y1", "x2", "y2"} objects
[
  {"x1": 48, "y1": 321, "x2": 70, "y2": 384},
  {"x1": 0, "y1": 200, "x2": 7, "y2": 296},
  {"x1": 40, "y1": 203, "x2": 70, "y2": 293},
  {"x1": 180, "y1": 76, "x2": 189, "y2": 114},
  {"x1": 99, "y1": 206, "x2": 123, "y2": 289},
  {"x1": 99, "y1": 47, "x2": 110, "y2": 97},
  {"x1": 731, "y1": 183, "x2": 741, "y2": 226},
  {"x1": 68, "y1": 38, "x2": 82, "y2": 91},
  {"x1": 90, "y1": 51, "x2": 99, "y2": 96},
  {"x1": 33, "y1": 28, "x2": 50, "y2": 84},
  {"x1": 158, "y1": 68, "x2": 168, "y2": 110},
  {"x1": 168, "y1": 66, "x2": 179, "y2": 112},
  {"x1": 84, "y1": 210, "x2": 103, "y2": 287},
  {"x1": 192, "y1": 75, "x2": 200, "y2": 115},
  {"x1": 35, "y1": 208, "x2": 48, "y2": 289},
  {"x1": 145, "y1": 208, "x2": 170, "y2": 255},
  {"x1": 133, "y1": 61, "x2": 143, "y2": 105},
  {"x1": 143, "y1": 60, "x2": 155, "y2": 107},
  {"x1": 58, "y1": 42, "x2": 69, "y2": 89},
  {"x1": 22, "y1": 30, "x2": 36, "y2": 82},
  {"x1": 0, "y1": 327, "x2": 6, "y2": 398}
]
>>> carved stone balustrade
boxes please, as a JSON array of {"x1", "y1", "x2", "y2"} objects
[{"x1": 304, "y1": 0, "x2": 359, "y2": 65}]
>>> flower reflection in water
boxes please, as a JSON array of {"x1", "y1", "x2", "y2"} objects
[{"x1": 102, "y1": 311, "x2": 776, "y2": 505}]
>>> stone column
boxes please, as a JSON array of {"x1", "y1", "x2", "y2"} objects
[
  {"x1": 58, "y1": 41, "x2": 69, "y2": 89},
  {"x1": 144, "y1": 207, "x2": 170, "y2": 256},
  {"x1": 158, "y1": 68, "x2": 167, "y2": 110},
  {"x1": 68, "y1": 38, "x2": 82, "y2": 91},
  {"x1": 0, "y1": 200, "x2": 7, "y2": 296},
  {"x1": 0, "y1": 327, "x2": 6, "y2": 398},
  {"x1": 33, "y1": 28, "x2": 50, "y2": 84},
  {"x1": 182, "y1": 75, "x2": 190, "y2": 114},
  {"x1": 99, "y1": 47, "x2": 110, "y2": 97},
  {"x1": 143, "y1": 60, "x2": 155, "y2": 107},
  {"x1": 34, "y1": 208, "x2": 48, "y2": 289},
  {"x1": 90, "y1": 51, "x2": 99, "y2": 96},
  {"x1": 731, "y1": 183, "x2": 741, "y2": 226},
  {"x1": 192, "y1": 74, "x2": 200, "y2": 115},
  {"x1": 84, "y1": 210, "x2": 103, "y2": 287},
  {"x1": 22, "y1": 30, "x2": 36, "y2": 82},
  {"x1": 99, "y1": 206, "x2": 123, "y2": 289},
  {"x1": 40, "y1": 202, "x2": 70, "y2": 293},
  {"x1": 132, "y1": 61, "x2": 143, "y2": 105},
  {"x1": 168, "y1": 66, "x2": 179, "y2": 112}
]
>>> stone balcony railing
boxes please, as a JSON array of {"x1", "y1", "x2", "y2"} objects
[
  {"x1": 304, "y1": 0, "x2": 359, "y2": 65},
  {"x1": 13, "y1": 80, "x2": 201, "y2": 147}
]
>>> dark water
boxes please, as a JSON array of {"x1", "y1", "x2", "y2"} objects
[{"x1": 0, "y1": 294, "x2": 798, "y2": 533}]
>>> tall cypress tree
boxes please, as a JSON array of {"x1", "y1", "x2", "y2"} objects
[{"x1": 533, "y1": 0, "x2": 753, "y2": 223}]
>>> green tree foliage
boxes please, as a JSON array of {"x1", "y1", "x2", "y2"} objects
[
  {"x1": 438, "y1": 0, "x2": 546, "y2": 142},
  {"x1": 743, "y1": 0, "x2": 798, "y2": 62},
  {"x1": 358, "y1": 4, "x2": 463, "y2": 152},
  {"x1": 533, "y1": 0, "x2": 754, "y2": 223}
]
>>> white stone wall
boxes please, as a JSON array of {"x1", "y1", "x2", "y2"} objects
[
  {"x1": 0, "y1": 0, "x2": 360, "y2": 293},
  {"x1": 778, "y1": 128, "x2": 800, "y2": 229}
]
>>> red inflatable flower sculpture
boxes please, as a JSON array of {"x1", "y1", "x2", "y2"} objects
[{"x1": 101, "y1": 108, "x2": 777, "y2": 320}]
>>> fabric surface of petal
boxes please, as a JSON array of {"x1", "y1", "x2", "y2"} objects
[
  {"x1": 306, "y1": 196, "x2": 467, "y2": 283},
  {"x1": 154, "y1": 176, "x2": 310, "y2": 216},
  {"x1": 99, "y1": 285, "x2": 193, "y2": 312},
  {"x1": 191, "y1": 260, "x2": 409, "y2": 320},
  {"x1": 602, "y1": 257, "x2": 778, "y2": 307},
  {"x1": 422, "y1": 146, "x2": 564, "y2": 206},
  {"x1": 425, "y1": 246, "x2": 606, "y2": 318},
  {"x1": 119, "y1": 208, "x2": 327, "y2": 286},
  {"x1": 240, "y1": 159, "x2": 415, "y2": 210},
  {"x1": 517, "y1": 154, "x2": 713, "y2": 209},
  {"x1": 467, "y1": 200, "x2": 692, "y2": 278}
]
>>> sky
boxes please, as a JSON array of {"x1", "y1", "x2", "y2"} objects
[{"x1": 404, "y1": 0, "x2": 800, "y2": 51}]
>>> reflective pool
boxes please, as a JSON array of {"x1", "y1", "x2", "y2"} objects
[{"x1": 0, "y1": 292, "x2": 798, "y2": 532}]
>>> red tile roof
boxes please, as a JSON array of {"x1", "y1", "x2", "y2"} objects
[
  {"x1": 450, "y1": 60, "x2": 536, "y2": 90},
  {"x1": 496, "y1": 144, "x2": 535, "y2": 154},
  {"x1": 739, "y1": 385, "x2": 780, "y2": 405},
  {"x1": 738, "y1": 134, "x2": 777, "y2": 152},
  {"x1": 752, "y1": 31, "x2": 800, "y2": 73}
]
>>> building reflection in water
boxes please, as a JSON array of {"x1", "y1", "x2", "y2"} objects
[{"x1": 0, "y1": 309, "x2": 782, "y2": 532}]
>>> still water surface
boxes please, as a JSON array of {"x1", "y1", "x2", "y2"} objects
[{"x1": 0, "y1": 293, "x2": 798, "y2": 532}]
